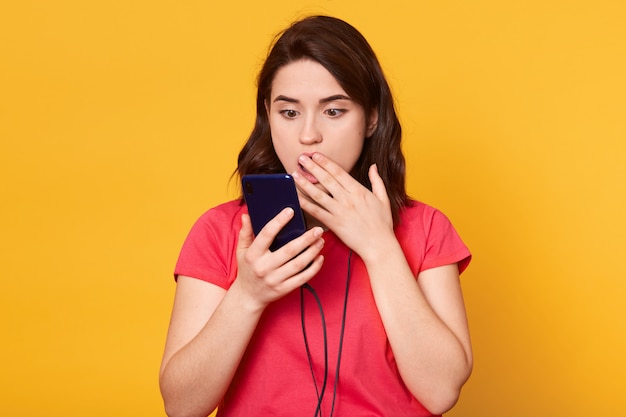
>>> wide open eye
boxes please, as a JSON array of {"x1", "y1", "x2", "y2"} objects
[
  {"x1": 324, "y1": 108, "x2": 345, "y2": 117},
  {"x1": 280, "y1": 109, "x2": 299, "y2": 119}
]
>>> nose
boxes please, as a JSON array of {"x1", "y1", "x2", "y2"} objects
[{"x1": 298, "y1": 115, "x2": 322, "y2": 145}]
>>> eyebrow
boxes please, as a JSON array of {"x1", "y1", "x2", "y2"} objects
[{"x1": 273, "y1": 94, "x2": 352, "y2": 104}]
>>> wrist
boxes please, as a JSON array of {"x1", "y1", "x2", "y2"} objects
[
  {"x1": 228, "y1": 278, "x2": 269, "y2": 316},
  {"x1": 359, "y1": 232, "x2": 403, "y2": 266}
]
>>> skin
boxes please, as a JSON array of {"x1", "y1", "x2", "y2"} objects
[{"x1": 159, "y1": 59, "x2": 472, "y2": 417}]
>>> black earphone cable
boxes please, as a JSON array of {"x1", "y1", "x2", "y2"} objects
[
  {"x1": 300, "y1": 250, "x2": 353, "y2": 417},
  {"x1": 329, "y1": 249, "x2": 352, "y2": 417},
  {"x1": 300, "y1": 283, "x2": 328, "y2": 416}
]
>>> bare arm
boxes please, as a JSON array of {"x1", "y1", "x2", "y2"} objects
[
  {"x1": 159, "y1": 275, "x2": 260, "y2": 417},
  {"x1": 159, "y1": 210, "x2": 325, "y2": 417},
  {"x1": 364, "y1": 248, "x2": 472, "y2": 414},
  {"x1": 294, "y1": 153, "x2": 472, "y2": 414}
]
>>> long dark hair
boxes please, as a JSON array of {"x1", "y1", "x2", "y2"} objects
[{"x1": 237, "y1": 15, "x2": 410, "y2": 225}]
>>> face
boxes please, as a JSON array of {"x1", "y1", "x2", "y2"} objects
[{"x1": 266, "y1": 59, "x2": 377, "y2": 185}]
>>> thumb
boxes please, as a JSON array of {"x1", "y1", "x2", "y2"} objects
[{"x1": 237, "y1": 213, "x2": 255, "y2": 252}]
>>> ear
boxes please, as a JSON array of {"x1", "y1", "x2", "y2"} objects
[
  {"x1": 264, "y1": 99, "x2": 270, "y2": 116},
  {"x1": 366, "y1": 109, "x2": 379, "y2": 137}
]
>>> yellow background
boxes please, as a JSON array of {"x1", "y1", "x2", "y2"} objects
[{"x1": 2, "y1": 1, "x2": 625, "y2": 415}]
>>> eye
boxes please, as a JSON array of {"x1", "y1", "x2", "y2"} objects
[
  {"x1": 279, "y1": 109, "x2": 299, "y2": 119},
  {"x1": 325, "y1": 108, "x2": 345, "y2": 117}
]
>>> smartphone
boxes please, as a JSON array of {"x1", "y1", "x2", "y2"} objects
[{"x1": 242, "y1": 174, "x2": 307, "y2": 252}]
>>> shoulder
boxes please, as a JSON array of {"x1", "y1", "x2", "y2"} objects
[
  {"x1": 184, "y1": 199, "x2": 247, "y2": 250},
  {"x1": 397, "y1": 200, "x2": 471, "y2": 274},
  {"x1": 174, "y1": 199, "x2": 246, "y2": 286},
  {"x1": 397, "y1": 200, "x2": 451, "y2": 233},
  {"x1": 195, "y1": 199, "x2": 246, "y2": 225},
  {"x1": 186, "y1": 199, "x2": 248, "y2": 239}
]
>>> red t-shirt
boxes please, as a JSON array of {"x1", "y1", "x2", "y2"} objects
[{"x1": 174, "y1": 200, "x2": 471, "y2": 417}]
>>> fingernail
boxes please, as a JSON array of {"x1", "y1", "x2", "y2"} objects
[{"x1": 313, "y1": 226, "x2": 324, "y2": 237}]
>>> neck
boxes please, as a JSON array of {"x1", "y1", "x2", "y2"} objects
[{"x1": 304, "y1": 213, "x2": 328, "y2": 231}]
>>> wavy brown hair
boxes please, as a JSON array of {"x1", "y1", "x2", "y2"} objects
[{"x1": 237, "y1": 16, "x2": 410, "y2": 225}]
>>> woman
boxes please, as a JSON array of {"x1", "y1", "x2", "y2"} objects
[{"x1": 160, "y1": 15, "x2": 472, "y2": 417}]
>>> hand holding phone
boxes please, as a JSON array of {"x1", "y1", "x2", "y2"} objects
[{"x1": 242, "y1": 174, "x2": 307, "y2": 252}]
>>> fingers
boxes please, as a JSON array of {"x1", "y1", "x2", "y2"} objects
[
  {"x1": 297, "y1": 153, "x2": 358, "y2": 196},
  {"x1": 277, "y1": 231, "x2": 326, "y2": 284},
  {"x1": 237, "y1": 208, "x2": 325, "y2": 306},
  {"x1": 294, "y1": 153, "x2": 392, "y2": 214},
  {"x1": 282, "y1": 252, "x2": 325, "y2": 289},
  {"x1": 275, "y1": 226, "x2": 325, "y2": 272},
  {"x1": 293, "y1": 153, "x2": 352, "y2": 219},
  {"x1": 243, "y1": 207, "x2": 325, "y2": 278}
]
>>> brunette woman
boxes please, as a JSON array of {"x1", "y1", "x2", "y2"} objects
[{"x1": 160, "y1": 15, "x2": 472, "y2": 417}]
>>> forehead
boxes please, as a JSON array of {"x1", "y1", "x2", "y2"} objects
[{"x1": 270, "y1": 59, "x2": 347, "y2": 99}]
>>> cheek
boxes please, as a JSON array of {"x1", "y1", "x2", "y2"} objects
[
  {"x1": 335, "y1": 141, "x2": 365, "y2": 173},
  {"x1": 269, "y1": 119, "x2": 293, "y2": 147},
  {"x1": 270, "y1": 136, "x2": 295, "y2": 171}
]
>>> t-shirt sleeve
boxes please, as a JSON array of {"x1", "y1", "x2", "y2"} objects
[
  {"x1": 173, "y1": 202, "x2": 242, "y2": 289},
  {"x1": 421, "y1": 208, "x2": 472, "y2": 274}
]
